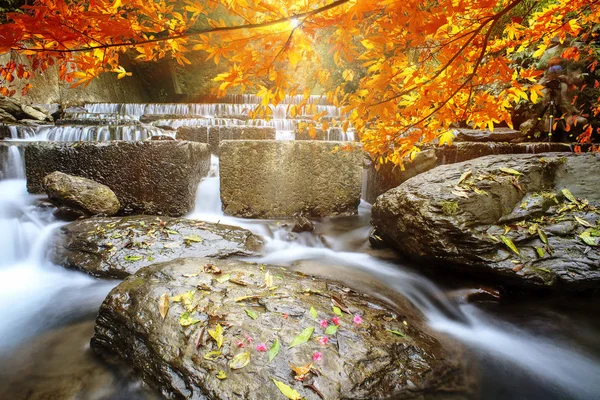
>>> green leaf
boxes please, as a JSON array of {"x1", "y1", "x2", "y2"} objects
[
  {"x1": 268, "y1": 338, "x2": 280, "y2": 362},
  {"x1": 332, "y1": 306, "x2": 343, "y2": 316},
  {"x1": 289, "y1": 326, "x2": 314, "y2": 348},
  {"x1": 500, "y1": 235, "x2": 520, "y2": 255},
  {"x1": 561, "y1": 188, "x2": 579, "y2": 204},
  {"x1": 324, "y1": 325, "x2": 338, "y2": 335},
  {"x1": 535, "y1": 247, "x2": 545, "y2": 258},
  {"x1": 499, "y1": 167, "x2": 522, "y2": 176},
  {"x1": 179, "y1": 312, "x2": 201, "y2": 327},
  {"x1": 387, "y1": 329, "x2": 407, "y2": 338},
  {"x1": 580, "y1": 229, "x2": 599, "y2": 246},
  {"x1": 574, "y1": 216, "x2": 593, "y2": 228},
  {"x1": 216, "y1": 274, "x2": 231, "y2": 283},
  {"x1": 124, "y1": 255, "x2": 143, "y2": 261},
  {"x1": 244, "y1": 308, "x2": 258, "y2": 320},
  {"x1": 272, "y1": 379, "x2": 302, "y2": 400},
  {"x1": 171, "y1": 290, "x2": 195, "y2": 312},
  {"x1": 166, "y1": 229, "x2": 179, "y2": 235},
  {"x1": 538, "y1": 227, "x2": 548, "y2": 244},
  {"x1": 208, "y1": 324, "x2": 224, "y2": 349},
  {"x1": 309, "y1": 306, "x2": 318, "y2": 320},
  {"x1": 183, "y1": 235, "x2": 203, "y2": 243},
  {"x1": 204, "y1": 350, "x2": 222, "y2": 360},
  {"x1": 229, "y1": 351, "x2": 250, "y2": 369},
  {"x1": 216, "y1": 370, "x2": 227, "y2": 380}
]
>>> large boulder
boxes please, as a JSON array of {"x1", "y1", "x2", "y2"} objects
[
  {"x1": 364, "y1": 142, "x2": 580, "y2": 204},
  {"x1": 372, "y1": 153, "x2": 600, "y2": 290},
  {"x1": 42, "y1": 171, "x2": 120, "y2": 217},
  {"x1": 49, "y1": 216, "x2": 263, "y2": 279},
  {"x1": 91, "y1": 257, "x2": 471, "y2": 399},
  {"x1": 220, "y1": 140, "x2": 363, "y2": 218},
  {"x1": 25, "y1": 141, "x2": 210, "y2": 216},
  {"x1": 177, "y1": 126, "x2": 276, "y2": 153},
  {"x1": 453, "y1": 128, "x2": 524, "y2": 143},
  {"x1": 0, "y1": 95, "x2": 53, "y2": 122}
]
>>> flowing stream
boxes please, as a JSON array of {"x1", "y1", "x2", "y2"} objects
[{"x1": 0, "y1": 100, "x2": 599, "y2": 398}]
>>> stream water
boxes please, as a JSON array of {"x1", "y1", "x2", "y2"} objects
[{"x1": 1, "y1": 102, "x2": 600, "y2": 398}]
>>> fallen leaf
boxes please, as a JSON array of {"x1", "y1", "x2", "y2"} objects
[
  {"x1": 216, "y1": 370, "x2": 227, "y2": 380},
  {"x1": 244, "y1": 308, "x2": 258, "y2": 320},
  {"x1": 158, "y1": 292, "x2": 169, "y2": 320},
  {"x1": 229, "y1": 351, "x2": 251, "y2": 369},
  {"x1": 499, "y1": 167, "x2": 522, "y2": 176},
  {"x1": 273, "y1": 379, "x2": 303, "y2": 400},
  {"x1": 204, "y1": 350, "x2": 222, "y2": 360},
  {"x1": 309, "y1": 306, "x2": 318, "y2": 320},
  {"x1": 535, "y1": 247, "x2": 545, "y2": 258},
  {"x1": 290, "y1": 362, "x2": 312, "y2": 378},
  {"x1": 216, "y1": 274, "x2": 231, "y2": 283},
  {"x1": 124, "y1": 255, "x2": 143, "y2": 261},
  {"x1": 580, "y1": 229, "x2": 599, "y2": 246},
  {"x1": 574, "y1": 216, "x2": 593, "y2": 227},
  {"x1": 387, "y1": 329, "x2": 406, "y2": 338},
  {"x1": 269, "y1": 337, "x2": 280, "y2": 362},
  {"x1": 500, "y1": 235, "x2": 520, "y2": 255},
  {"x1": 208, "y1": 324, "x2": 224, "y2": 349},
  {"x1": 183, "y1": 235, "x2": 203, "y2": 243},
  {"x1": 324, "y1": 325, "x2": 338, "y2": 335},
  {"x1": 538, "y1": 227, "x2": 548, "y2": 244},
  {"x1": 179, "y1": 312, "x2": 201, "y2": 327},
  {"x1": 265, "y1": 270, "x2": 273, "y2": 287},
  {"x1": 332, "y1": 306, "x2": 343, "y2": 316},
  {"x1": 458, "y1": 170, "x2": 472, "y2": 184},
  {"x1": 561, "y1": 188, "x2": 579, "y2": 204},
  {"x1": 289, "y1": 327, "x2": 314, "y2": 348}
]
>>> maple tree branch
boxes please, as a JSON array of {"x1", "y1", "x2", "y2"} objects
[{"x1": 19, "y1": 0, "x2": 351, "y2": 54}]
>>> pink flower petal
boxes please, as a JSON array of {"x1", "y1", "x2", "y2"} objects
[
  {"x1": 236, "y1": 340, "x2": 245, "y2": 348},
  {"x1": 319, "y1": 336, "x2": 329, "y2": 345},
  {"x1": 331, "y1": 316, "x2": 340, "y2": 326},
  {"x1": 312, "y1": 351, "x2": 322, "y2": 361},
  {"x1": 245, "y1": 333, "x2": 254, "y2": 343},
  {"x1": 256, "y1": 343, "x2": 267, "y2": 352},
  {"x1": 319, "y1": 319, "x2": 329, "y2": 328},
  {"x1": 353, "y1": 314, "x2": 363, "y2": 325}
]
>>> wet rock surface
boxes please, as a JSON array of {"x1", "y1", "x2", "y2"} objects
[
  {"x1": 92, "y1": 257, "x2": 471, "y2": 399},
  {"x1": 43, "y1": 171, "x2": 120, "y2": 216},
  {"x1": 25, "y1": 141, "x2": 210, "y2": 216},
  {"x1": 50, "y1": 216, "x2": 263, "y2": 279},
  {"x1": 177, "y1": 126, "x2": 276, "y2": 153},
  {"x1": 220, "y1": 140, "x2": 363, "y2": 218},
  {"x1": 372, "y1": 153, "x2": 600, "y2": 290},
  {"x1": 0, "y1": 95, "x2": 53, "y2": 123},
  {"x1": 453, "y1": 128, "x2": 524, "y2": 143}
]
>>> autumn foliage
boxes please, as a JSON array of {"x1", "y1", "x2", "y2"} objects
[{"x1": 0, "y1": 0, "x2": 599, "y2": 163}]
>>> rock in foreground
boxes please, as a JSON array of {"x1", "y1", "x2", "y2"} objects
[
  {"x1": 43, "y1": 171, "x2": 120, "y2": 216},
  {"x1": 49, "y1": 216, "x2": 263, "y2": 279},
  {"x1": 220, "y1": 140, "x2": 363, "y2": 218},
  {"x1": 25, "y1": 141, "x2": 210, "y2": 216},
  {"x1": 92, "y1": 257, "x2": 470, "y2": 399},
  {"x1": 372, "y1": 153, "x2": 600, "y2": 290}
]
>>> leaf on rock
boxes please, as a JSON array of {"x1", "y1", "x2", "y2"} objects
[
  {"x1": 290, "y1": 362, "x2": 312, "y2": 378},
  {"x1": 457, "y1": 170, "x2": 472, "y2": 185},
  {"x1": 580, "y1": 229, "x2": 599, "y2": 246},
  {"x1": 574, "y1": 216, "x2": 593, "y2": 228},
  {"x1": 216, "y1": 370, "x2": 227, "y2": 380},
  {"x1": 500, "y1": 235, "x2": 520, "y2": 255},
  {"x1": 204, "y1": 350, "x2": 222, "y2": 361},
  {"x1": 272, "y1": 379, "x2": 303, "y2": 400},
  {"x1": 229, "y1": 351, "x2": 251, "y2": 369},
  {"x1": 183, "y1": 235, "x2": 203, "y2": 243},
  {"x1": 561, "y1": 188, "x2": 579, "y2": 204},
  {"x1": 309, "y1": 306, "x2": 318, "y2": 320},
  {"x1": 269, "y1": 337, "x2": 280, "y2": 362},
  {"x1": 179, "y1": 312, "x2": 201, "y2": 327},
  {"x1": 171, "y1": 290, "x2": 195, "y2": 312},
  {"x1": 499, "y1": 167, "x2": 522, "y2": 176},
  {"x1": 535, "y1": 247, "x2": 545, "y2": 258},
  {"x1": 387, "y1": 329, "x2": 407, "y2": 338},
  {"x1": 264, "y1": 270, "x2": 274, "y2": 287},
  {"x1": 244, "y1": 308, "x2": 258, "y2": 320},
  {"x1": 208, "y1": 324, "x2": 224, "y2": 349},
  {"x1": 124, "y1": 255, "x2": 143, "y2": 261},
  {"x1": 324, "y1": 325, "x2": 338, "y2": 335},
  {"x1": 158, "y1": 292, "x2": 169, "y2": 320},
  {"x1": 289, "y1": 327, "x2": 314, "y2": 348},
  {"x1": 332, "y1": 306, "x2": 343, "y2": 316},
  {"x1": 537, "y1": 227, "x2": 548, "y2": 244},
  {"x1": 216, "y1": 274, "x2": 231, "y2": 283}
]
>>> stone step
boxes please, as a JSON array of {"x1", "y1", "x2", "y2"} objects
[
  {"x1": 219, "y1": 140, "x2": 363, "y2": 218},
  {"x1": 25, "y1": 141, "x2": 210, "y2": 216}
]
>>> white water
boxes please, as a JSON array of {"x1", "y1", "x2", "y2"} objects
[{"x1": 0, "y1": 151, "x2": 115, "y2": 353}]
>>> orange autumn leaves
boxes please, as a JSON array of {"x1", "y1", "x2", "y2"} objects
[{"x1": 1, "y1": 0, "x2": 599, "y2": 163}]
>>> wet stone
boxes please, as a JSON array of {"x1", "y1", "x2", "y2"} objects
[
  {"x1": 49, "y1": 216, "x2": 263, "y2": 279},
  {"x1": 91, "y1": 257, "x2": 472, "y2": 400}
]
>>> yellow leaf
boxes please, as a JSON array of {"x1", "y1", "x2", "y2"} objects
[
  {"x1": 272, "y1": 379, "x2": 302, "y2": 400},
  {"x1": 288, "y1": 50, "x2": 302, "y2": 67},
  {"x1": 533, "y1": 44, "x2": 547, "y2": 58},
  {"x1": 438, "y1": 130, "x2": 455, "y2": 146},
  {"x1": 342, "y1": 69, "x2": 354, "y2": 81}
]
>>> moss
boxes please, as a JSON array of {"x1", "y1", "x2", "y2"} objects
[{"x1": 440, "y1": 200, "x2": 459, "y2": 216}]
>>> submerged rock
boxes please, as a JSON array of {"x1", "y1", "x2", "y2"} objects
[
  {"x1": 43, "y1": 171, "x2": 120, "y2": 216},
  {"x1": 372, "y1": 153, "x2": 600, "y2": 290},
  {"x1": 50, "y1": 216, "x2": 263, "y2": 279},
  {"x1": 92, "y1": 257, "x2": 471, "y2": 399},
  {"x1": 220, "y1": 140, "x2": 363, "y2": 218},
  {"x1": 291, "y1": 215, "x2": 315, "y2": 233},
  {"x1": 25, "y1": 141, "x2": 210, "y2": 216}
]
